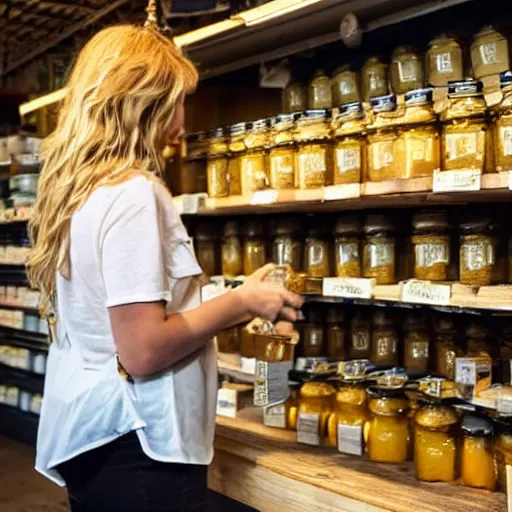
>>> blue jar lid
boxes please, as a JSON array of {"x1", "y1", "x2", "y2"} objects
[
  {"x1": 229, "y1": 122, "x2": 246, "y2": 135},
  {"x1": 500, "y1": 71, "x2": 512, "y2": 89},
  {"x1": 370, "y1": 94, "x2": 396, "y2": 113},
  {"x1": 447, "y1": 79, "x2": 483, "y2": 98},
  {"x1": 339, "y1": 101, "x2": 364, "y2": 116},
  {"x1": 405, "y1": 88, "x2": 433, "y2": 106}
]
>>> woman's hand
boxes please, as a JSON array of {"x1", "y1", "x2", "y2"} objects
[{"x1": 235, "y1": 263, "x2": 304, "y2": 322}]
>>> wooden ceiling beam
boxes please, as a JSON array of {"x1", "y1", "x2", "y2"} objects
[{"x1": 37, "y1": 1, "x2": 95, "y2": 14}]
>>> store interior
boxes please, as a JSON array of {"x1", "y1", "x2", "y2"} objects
[{"x1": 3, "y1": 0, "x2": 512, "y2": 510}]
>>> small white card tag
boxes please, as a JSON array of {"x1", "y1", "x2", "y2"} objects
[
  {"x1": 401, "y1": 280, "x2": 451, "y2": 306},
  {"x1": 322, "y1": 278, "x2": 374, "y2": 299},
  {"x1": 323, "y1": 183, "x2": 361, "y2": 201},
  {"x1": 297, "y1": 413, "x2": 320, "y2": 446},
  {"x1": 337, "y1": 424, "x2": 363, "y2": 456},
  {"x1": 433, "y1": 169, "x2": 481, "y2": 193},
  {"x1": 216, "y1": 388, "x2": 237, "y2": 418},
  {"x1": 251, "y1": 189, "x2": 279, "y2": 205}
]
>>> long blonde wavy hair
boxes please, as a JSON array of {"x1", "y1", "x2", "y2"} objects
[{"x1": 27, "y1": 24, "x2": 198, "y2": 314}]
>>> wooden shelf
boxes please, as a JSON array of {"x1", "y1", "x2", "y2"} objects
[
  {"x1": 0, "y1": 363, "x2": 44, "y2": 395},
  {"x1": 212, "y1": 409, "x2": 505, "y2": 512}
]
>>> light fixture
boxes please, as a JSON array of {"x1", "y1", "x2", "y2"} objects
[
  {"x1": 19, "y1": 88, "x2": 67, "y2": 117},
  {"x1": 240, "y1": 0, "x2": 323, "y2": 27}
]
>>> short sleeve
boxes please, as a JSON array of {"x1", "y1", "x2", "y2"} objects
[{"x1": 100, "y1": 178, "x2": 171, "y2": 308}]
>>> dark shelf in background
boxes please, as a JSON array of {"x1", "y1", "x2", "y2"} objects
[
  {"x1": 0, "y1": 404, "x2": 38, "y2": 446},
  {"x1": 0, "y1": 264, "x2": 28, "y2": 286},
  {"x1": 0, "y1": 363, "x2": 44, "y2": 395}
]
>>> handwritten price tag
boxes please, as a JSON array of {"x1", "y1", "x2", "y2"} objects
[
  {"x1": 322, "y1": 278, "x2": 374, "y2": 300},
  {"x1": 433, "y1": 169, "x2": 481, "y2": 193},
  {"x1": 323, "y1": 183, "x2": 361, "y2": 201},
  {"x1": 401, "y1": 280, "x2": 451, "y2": 306},
  {"x1": 251, "y1": 189, "x2": 279, "y2": 205}
]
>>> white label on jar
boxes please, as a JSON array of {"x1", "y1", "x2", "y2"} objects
[
  {"x1": 398, "y1": 60, "x2": 418, "y2": 83},
  {"x1": 368, "y1": 243, "x2": 394, "y2": 268},
  {"x1": 274, "y1": 240, "x2": 292, "y2": 266},
  {"x1": 401, "y1": 280, "x2": 451, "y2": 306},
  {"x1": 337, "y1": 242, "x2": 359, "y2": 265},
  {"x1": 455, "y1": 358, "x2": 477, "y2": 385},
  {"x1": 480, "y1": 42, "x2": 497, "y2": 65},
  {"x1": 308, "y1": 245, "x2": 326, "y2": 267},
  {"x1": 298, "y1": 152, "x2": 326, "y2": 174},
  {"x1": 254, "y1": 360, "x2": 293, "y2": 407},
  {"x1": 377, "y1": 337, "x2": 397, "y2": 357},
  {"x1": 497, "y1": 397, "x2": 512, "y2": 416},
  {"x1": 435, "y1": 53, "x2": 453, "y2": 73},
  {"x1": 297, "y1": 413, "x2": 320, "y2": 446},
  {"x1": 263, "y1": 404, "x2": 287, "y2": 429},
  {"x1": 501, "y1": 127, "x2": 512, "y2": 157},
  {"x1": 216, "y1": 388, "x2": 238, "y2": 418},
  {"x1": 352, "y1": 332, "x2": 370, "y2": 352},
  {"x1": 336, "y1": 148, "x2": 360, "y2": 173},
  {"x1": 270, "y1": 155, "x2": 294, "y2": 175},
  {"x1": 369, "y1": 72, "x2": 386, "y2": 94},
  {"x1": 337, "y1": 424, "x2": 363, "y2": 456},
  {"x1": 445, "y1": 133, "x2": 478, "y2": 161},
  {"x1": 415, "y1": 243, "x2": 449, "y2": 268},
  {"x1": 462, "y1": 242, "x2": 494, "y2": 271},
  {"x1": 411, "y1": 341, "x2": 429, "y2": 359},
  {"x1": 372, "y1": 142, "x2": 394, "y2": 171},
  {"x1": 433, "y1": 169, "x2": 481, "y2": 192},
  {"x1": 322, "y1": 278, "x2": 374, "y2": 299}
]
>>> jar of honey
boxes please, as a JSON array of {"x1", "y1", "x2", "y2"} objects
[
  {"x1": 434, "y1": 315, "x2": 461, "y2": 380},
  {"x1": 367, "y1": 387, "x2": 410, "y2": 463},
  {"x1": 460, "y1": 413, "x2": 496, "y2": 490},
  {"x1": 495, "y1": 416, "x2": 512, "y2": 491},
  {"x1": 305, "y1": 224, "x2": 331, "y2": 278},
  {"x1": 395, "y1": 88, "x2": 440, "y2": 179},
  {"x1": 241, "y1": 119, "x2": 270, "y2": 196},
  {"x1": 471, "y1": 26, "x2": 510, "y2": 79},
  {"x1": 194, "y1": 222, "x2": 220, "y2": 277},
  {"x1": 283, "y1": 82, "x2": 307, "y2": 114},
  {"x1": 441, "y1": 80, "x2": 487, "y2": 173},
  {"x1": 494, "y1": 71, "x2": 512, "y2": 173},
  {"x1": 243, "y1": 221, "x2": 266, "y2": 276},
  {"x1": 206, "y1": 128, "x2": 229, "y2": 198},
  {"x1": 334, "y1": 215, "x2": 361, "y2": 278},
  {"x1": 363, "y1": 214, "x2": 396, "y2": 285},
  {"x1": 221, "y1": 221, "x2": 243, "y2": 277},
  {"x1": 426, "y1": 34, "x2": 463, "y2": 87},
  {"x1": 371, "y1": 310, "x2": 398, "y2": 367},
  {"x1": 295, "y1": 110, "x2": 332, "y2": 189},
  {"x1": 326, "y1": 307, "x2": 346, "y2": 360},
  {"x1": 411, "y1": 211, "x2": 450, "y2": 281},
  {"x1": 466, "y1": 322, "x2": 492, "y2": 360},
  {"x1": 308, "y1": 70, "x2": 333, "y2": 110},
  {"x1": 181, "y1": 131, "x2": 207, "y2": 194},
  {"x1": 269, "y1": 114, "x2": 297, "y2": 190},
  {"x1": 362, "y1": 57, "x2": 388, "y2": 101},
  {"x1": 264, "y1": 384, "x2": 300, "y2": 430},
  {"x1": 303, "y1": 307, "x2": 325, "y2": 358},
  {"x1": 367, "y1": 95, "x2": 399, "y2": 182},
  {"x1": 333, "y1": 102, "x2": 366, "y2": 185},
  {"x1": 217, "y1": 326, "x2": 241, "y2": 353},
  {"x1": 297, "y1": 381, "x2": 335, "y2": 446},
  {"x1": 228, "y1": 123, "x2": 246, "y2": 196},
  {"x1": 331, "y1": 66, "x2": 360, "y2": 106},
  {"x1": 272, "y1": 217, "x2": 302, "y2": 271},
  {"x1": 403, "y1": 313, "x2": 430, "y2": 376},
  {"x1": 491, "y1": 220, "x2": 508, "y2": 284},
  {"x1": 350, "y1": 311, "x2": 371, "y2": 360},
  {"x1": 390, "y1": 46, "x2": 424, "y2": 94},
  {"x1": 460, "y1": 217, "x2": 495, "y2": 286},
  {"x1": 414, "y1": 403, "x2": 458, "y2": 482}
]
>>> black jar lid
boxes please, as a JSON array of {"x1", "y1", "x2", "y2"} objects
[
  {"x1": 298, "y1": 109, "x2": 331, "y2": 122},
  {"x1": 327, "y1": 306, "x2": 345, "y2": 324},
  {"x1": 245, "y1": 220, "x2": 265, "y2": 238},
  {"x1": 275, "y1": 217, "x2": 301, "y2": 236},
  {"x1": 412, "y1": 211, "x2": 450, "y2": 233},
  {"x1": 186, "y1": 131, "x2": 207, "y2": 144},
  {"x1": 465, "y1": 322, "x2": 489, "y2": 340},
  {"x1": 273, "y1": 113, "x2": 297, "y2": 125},
  {"x1": 447, "y1": 79, "x2": 483, "y2": 98},
  {"x1": 366, "y1": 385, "x2": 408, "y2": 400},
  {"x1": 363, "y1": 214, "x2": 395, "y2": 236},
  {"x1": 461, "y1": 412, "x2": 494, "y2": 437},
  {"x1": 370, "y1": 94, "x2": 396, "y2": 113},
  {"x1": 372, "y1": 309, "x2": 394, "y2": 328},
  {"x1": 334, "y1": 215, "x2": 360, "y2": 236},
  {"x1": 460, "y1": 217, "x2": 491, "y2": 235},
  {"x1": 403, "y1": 312, "x2": 428, "y2": 332},
  {"x1": 338, "y1": 101, "x2": 364, "y2": 116},
  {"x1": 229, "y1": 122, "x2": 246, "y2": 136},
  {"x1": 207, "y1": 127, "x2": 225, "y2": 139},
  {"x1": 246, "y1": 118, "x2": 270, "y2": 132},
  {"x1": 405, "y1": 88, "x2": 433, "y2": 106},
  {"x1": 224, "y1": 221, "x2": 241, "y2": 238},
  {"x1": 194, "y1": 222, "x2": 219, "y2": 241}
]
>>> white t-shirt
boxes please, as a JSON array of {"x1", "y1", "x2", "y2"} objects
[{"x1": 35, "y1": 176, "x2": 217, "y2": 486}]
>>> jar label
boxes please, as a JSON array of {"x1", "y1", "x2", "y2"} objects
[
  {"x1": 336, "y1": 148, "x2": 360, "y2": 173},
  {"x1": 479, "y1": 42, "x2": 497, "y2": 65},
  {"x1": 377, "y1": 336, "x2": 397, "y2": 357},
  {"x1": 462, "y1": 242, "x2": 494, "y2": 271},
  {"x1": 415, "y1": 243, "x2": 449, "y2": 268},
  {"x1": 336, "y1": 242, "x2": 359, "y2": 265},
  {"x1": 270, "y1": 154, "x2": 294, "y2": 176},
  {"x1": 368, "y1": 242, "x2": 394, "y2": 268},
  {"x1": 434, "y1": 53, "x2": 453, "y2": 74},
  {"x1": 398, "y1": 60, "x2": 419, "y2": 83},
  {"x1": 337, "y1": 424, "x2": 363, "y2": 456},
  {"x1": 309, "y1": 330, "x2": 324, "y2": 347},
  {"x1": 445, "y1": 133, "x2": 477, "y2": 161},
  {"x1": 263, "y1": 404, "x2": 287, "y2": 429},
  {"x1": 297, "y1": 412, "x2": 320, "y2": 446},
  {"x1": 207, "y1": 159, "x2": 228, "y2": 196},
  {"x1": 369, "y1": 72, "x2": 386, "y2": 93},
  {"x1": 372, "y1": 141, "x2": 394, "y2": 171},
  {"x1": 308, "y1": 244, "x2": 327, "y2": 266},
  {"x1": 274, "y1": 240, "x2": 293, "y2": 266},
  {"x1": 408, "y1": 138, "x2": 429, "y2": 162},
  {"x1": 241, "y1": 154, "x2": 267, "y2": 194},
  {"x1": 411, "y1": 341, "x2": 429, "y2": 359},
  {"x1": 298, "y1": 152, "x2": 327, "y2": 174},
  {"x1": 254, "y1": 361, "x2": 293, "y2": 407},
  {"x1": 500, "y1": 127, "x2": 512, "y2": 157},
  {"x1": 352, "y1": 332, "x2": 370, "y2": 351}
]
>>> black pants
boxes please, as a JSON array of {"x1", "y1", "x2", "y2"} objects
[{"x1": 57, "y1": 432, "x2": 209, "y2": 512}]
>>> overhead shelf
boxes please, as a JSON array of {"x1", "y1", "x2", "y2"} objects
[{"x1": 0, "y1": 363, "x2": 44, "y2": 395}]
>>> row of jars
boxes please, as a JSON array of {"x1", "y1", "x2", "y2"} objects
[
  {"x1": 283, "y1": 26, "x2": 509, "y2": 111},
  {"x1": 191, "y1": 209, "x2": 512, "y2": 287},
  {"x1": 284, "y1": 380, "x2": 506, "y2": 491}
]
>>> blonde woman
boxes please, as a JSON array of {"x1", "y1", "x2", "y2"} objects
[{"x1": 28, "y1": 21, "x2": 303, "y2": 512}]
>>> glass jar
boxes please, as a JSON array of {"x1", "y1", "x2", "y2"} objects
[
  {"x1": 194, "y1": 223, "x2": 220, "y2": 276},
  {"x1": 308, "y1": 70, "x2": 332, "y2": 110},
  {"x1": 333, "y1": 102, "x2": 366, "y2": 185},
  {"x1": 303, "y1": 308, "x2": 325, "y2": 358},
  {"x1": 434, "y1": 315, "x2": 461, "y2": 380},
  {"x1": 269, "y1": 114, "x2": 296, "y2": 190},
  {"x1": 367, "y1": 388, "x2": 410, "y2": 463},
  {"x1": 426, "y1": 35, "x2": 463, "y2": 87},
  {"x1": 363, "y1": 214, "x2": 396, "y2": 285},
  {"x1": 466, "y1": 322, "x2": 492, "y2": 360},
  {"x1": 403, "y1": 313, "x2": 430, "y2": 376},
  {"x1": 272, "y1": 217, "x2": 302, "y2": 271},
  {"x1": 241, "y1": 119, "x2": 269, "y2": 196},
  {"x1": 332, "y1": 381, "x2": 369, "y2": 454},
  {"x1": 228, "y1": 123, "x2": 246, "y2": 196},
  {"x1": 390, "y1": 46, "x2": 424, "y2": 94},
  {"x1": 371, "y1": 310, "x2": 398, "y2": 367},
  {"x1": 326, "y1": 307, "x2": 346, "y2": 360},
  {"x1": 217, "y1": 326, "x2": 241, "y2": 353},
  {"x1": 414, "y1": 403, "x2": 458, "y2": 482},
  {"x1": 362, "y1": 57, "x2": 388, "y2": 101},
  {"x1": 460, "y1": 218, "x2": 494, "y2": 286},
  {"x1": 411, "y1": 211, "x2": 450, "y2": 281},
  {"x1": 295, "y1": 110, "x2": 332, "y2": 189},
  {"x1": 206, "y1": 128, "x2": 229, "y2": 198},
  {"x1": 297, "y1": 382, "x2": 335, "y2": 446},
  {"x1": 367, "y1": 95, "x2": 399, "y2": 182},
  {"x1": 494, "y1": 71, "x2": 512, "y2": 173},
  {"x1": 395, "y1": 89, "x2": 440, "y2": 179},
  {"x1": 471, "y1": 26, "x2": 509, "y2": 79},
  {"x1": 243, "y1": 221, "x2": 266, "y2": 276},
  {"x1": 495, "y1": 418, "x2": 512, "y2": 491},
  {"x1": 180, "y1": 132, "x2": 207, "y2": 194},
  {"x1": 221, "y1": 221, "x2": 243, "y2": 277},
  {"x1": 331, "y1": 66, "x2": 360, "y2": 106},
  {"x1": 334, "y1": 216, "x2": 361, "y2": 278},
  {"x1": 350, "y1": 311, "x2": 371, "y2": 360},
  {"x1": 441, "y1": 80, "x2": 487, "y2": 173},
  {"x1": 460, "y1": 413, "x2": 496, "y2": 490},
  {"x1": 283, "y1": 82, "x2": 307, "y2": 114},
  {"x1": 491, "y1": 220, "x2": 507, "y2": 284},
  {"x1": 305, "y1": 225, "x2": 331, "y2": 278}
]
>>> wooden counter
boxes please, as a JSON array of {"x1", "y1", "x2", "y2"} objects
[{"x1": 210, "y1": 409, "x2": 506, "y2": 512}]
